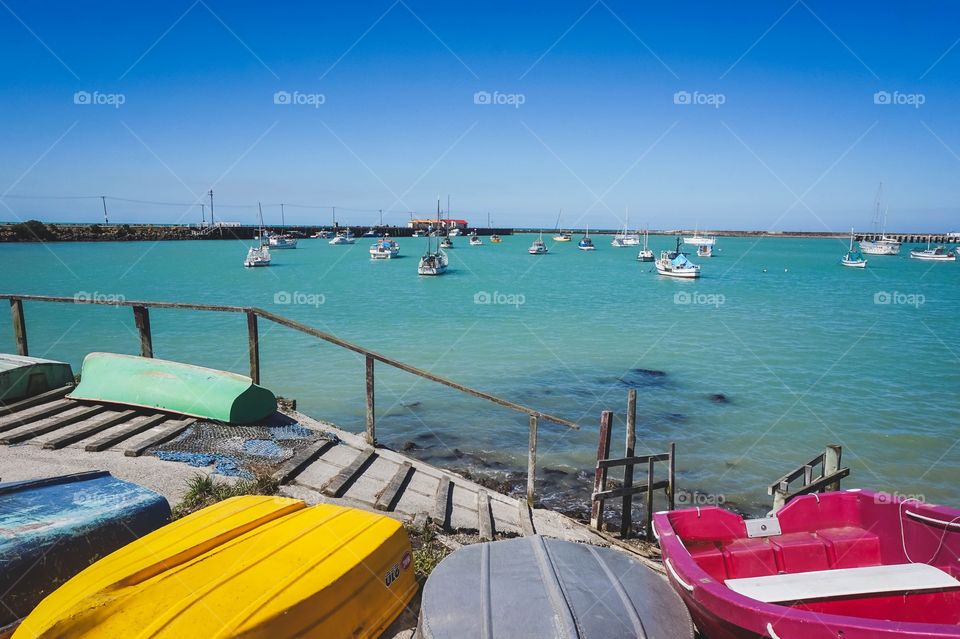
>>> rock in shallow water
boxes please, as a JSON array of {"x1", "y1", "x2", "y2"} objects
[{"x1": 708, "y1": 393, "x2": 731, "y2": 404}]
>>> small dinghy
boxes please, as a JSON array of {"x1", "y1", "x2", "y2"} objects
[
  {"x1": 1, "y1": 471, "x2": 169, "y2": 630},
  {"x1": 417, "y1": 534, "x2": 694, "y2": 638},
  {"x1": 68, "y1": 352, "x2": 276, "y2": 424},
  {"x1": 0, "y1": 353, "x2": 73, "y2": 403},
  {"x1": 654, "y1": 489, "x2": 960, "y2": 639},
  {"x1": 15, "y1": 497, "x2": 416, "y2": 639}
]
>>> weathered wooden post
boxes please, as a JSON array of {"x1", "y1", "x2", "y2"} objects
[
  {"x1": 10, "y1": 298, "x2": 28, "y2": 356},
  {"x1": 527, "y1": 415, "x2": 538, "y2": 507},
  {"x1": 590, "y1": 410, "x2": 613, "y2": 530},
  {"x1": 824, "y1": 444, "x2": 842, "y2": 491},
  {"x1": 132, "y1": 306, "x2": 153, "y2": 358},
  {"x1": 668, "y1": 442, "x2": 676, "y2": 510},
  {"x1": 645, "y1": 457, "x2": 655, "y2": 541},
  {"x1": 364, "y1": 354, "x2": 375, "y2": 445},
  {"x1": 246, "y1": 312, "x2": 260, "y2": 384},
  {"x1": 621, "y1": 389, "x2": 637, "y2": 537}
]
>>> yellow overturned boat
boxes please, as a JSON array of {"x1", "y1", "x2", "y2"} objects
[{"x1": 14, "y1": 496, "x2": 417, "y2": 639}]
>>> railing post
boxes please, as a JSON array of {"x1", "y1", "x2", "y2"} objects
[
  {"x1": 824, "y1": 444, "x2": 842, "y2": 491},
  {"x1": 527, "y1": 415, "x2": 538, "y2": 507},
  {"x1": 132, "y1": 305, "x2": 153, "y2": 358},
  {"x1": 590, "y1": 410, "x2": 613, "y2": 530},
  {"x1": 246, "y1": 312, "x2": 260, "y2": 384},
  {"x1": 365, "y1": 354, "x2": 375, "y2": 445},
  {"x1": 645, "y1": 457, "x2": 655, "y2": 541},
  {"x1": 10, "y1": 298, "x2": 28, "y2": 356},
  {"x1": 621, "y1": 389, "x2": 637, "y2": 537},
  {"x1": 668, "y1": 442, "x2": 676, "y2": 510}
]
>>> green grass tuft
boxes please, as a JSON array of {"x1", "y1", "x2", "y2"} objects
[{"x1": 172, "y1": 472, "x2": 279, "y2": 519}]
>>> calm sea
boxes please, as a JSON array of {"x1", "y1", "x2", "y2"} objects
[{"x1": 2, "y1": 233, "x2": 958, "y2": 515}]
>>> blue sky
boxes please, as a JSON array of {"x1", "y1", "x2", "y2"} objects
[{"x1": 1, "y1": 1, "x2": 958, "y2": 231}]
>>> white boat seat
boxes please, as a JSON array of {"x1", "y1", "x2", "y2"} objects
[{"x1": 726, "y1": 563, "x2": 960, "y2": 603}]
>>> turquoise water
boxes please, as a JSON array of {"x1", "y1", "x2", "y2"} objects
[{"x1": 2, "y1": 234, "x2": 959, "y2": 514}]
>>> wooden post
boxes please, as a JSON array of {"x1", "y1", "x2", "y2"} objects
[
  {"x1": 10, "y1": 298, "x2": 28, "y2": 356},
  {"x1": 246, "y1": 312, "x2": 260, "y2": 384},
  {"x1": 824, "y1": 444, "x2": 842, "y2": 491},
  {"x1": 527, "y1": 415, "x2": 538, "y2": 507},
  {"x1": 645, "y1": 457, "x2": 655, "y2": 541},
  {"x1": 132, "y1": 306, "x2": 153, "y2": 358},
  {"x1": 621, "y1": 389, "x2": 637, "y2": 538},
  {"x1": 668, "y1": 442, "x2": 676, "y2": 510},
  {"x1": 590, "y1": 410, "x2": 613, "y2": 530},
  {"x1": 364, "y1": 354, "x2": 375, "y2": 445}
]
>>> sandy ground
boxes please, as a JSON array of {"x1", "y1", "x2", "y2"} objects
[{"x1": 0, "y1": 444, "x2": 220, "y2": 505}]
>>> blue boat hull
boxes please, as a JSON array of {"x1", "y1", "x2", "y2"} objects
[{"x1": 0, "y1": 471, "x2": 170, "y2": 626}]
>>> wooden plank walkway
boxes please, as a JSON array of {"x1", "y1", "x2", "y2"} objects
[{"x1": 0, "y1": 390, "x2": 599, "y2": 544}]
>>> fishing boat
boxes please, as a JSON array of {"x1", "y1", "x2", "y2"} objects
[
  {"x1": 0, "y1": 353, "x2": 73, "y2": 403},
  {"x1": 268, "y1": 234, "x2": 298, "y2": 249},
  {"x1": 611, "y1": 209, "x2": 640, "y2": 247},
  {"x1": 490, "y1": 234, "x2": 502, "y2": 243},
  {"x1": 469, "y1": 235, "x2": 482, "y2": 246},
  {"x1": 684, "y1": 228, "x2": 716, "y2": 257},
  {"x1": 910, "y1": 243, "x2": 956, "y2": 261},
  {"x1": 328, "y1": 231, "x2": 355, "y2": 245},
  {"x1": 637, "y1": 227, "x2": 654, "y2": 262},
  {"x1": 860, "y1": 183, "x2": 901, "y2": 256},
  {"x1": 841, "y1": 229, "x2": 868, "y2": 268},
  {"x1": 369, "y1": 236, "x2": 400, "y2": 259},
  {"x1": 418, "y1": 221, "x2": 449, "y2": 275},
  {"x1": 654, "y1": 489, "x2": 960, "y2": 639},
  {"x1": 1, "y1": 471, "x2": 170, "y2": 629},
  {"x1": 552, "y1": 209, "x2": 572, "y2": 242},
  {"x1": 245, "y1": 204, "x2": 272, "y2": 267},
  {"x1": 419, "y1": 535, "x2": 694, "y2": 639},
  {"x1": 361, "y1": 228, "x2": 380, "y2": 238},
  {"x1": 656, "y1": 237, "x2": 700, "y2": 278},
  {"x1": 14, "y1": 497, "x2": 416, "y2": 639},
  {"x1": 310, "y1": 230, "x2": 333, "y2": 239},
  {"x1": 69, "y1": 352, "x2": 277, "y2": 424},
  {"x1": 528, "y1": 231, "x2": 548, "y2": 254},
  {"x1": 578, "y1": 225, "x2": 596, "y2": 251}
]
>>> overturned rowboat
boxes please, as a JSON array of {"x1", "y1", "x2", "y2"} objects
[
  {"x1": 0, "y1": 471, "x2": 170, "y2": 631},
  {"x1": 654, "y1": 489, "x2": 960, "y2": 639},
  {"x1": 15, "y1": 496, "x2": 416, "y2": 639},
  {"x1": 417, "y1": 534, "x2": 694, "y2": 638},
  {"x1": 68, "y1": 352, "x2": 276, "y2": 424}
]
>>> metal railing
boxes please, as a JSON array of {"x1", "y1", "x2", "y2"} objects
[{"x1": 3, "y1": 293, "x2": 578, "y2": 505}]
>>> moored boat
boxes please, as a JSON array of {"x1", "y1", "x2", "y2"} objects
[
  {"x1": 329, "y1": 231, "x2": 355, "y2": 245},
  {"x1": 14, "y1": 497, "x2": 416, "y2": 639},
  {"x1": 654, "y1": 489, "x2": 960, "y2": 639},
  {"x1": 246, "y1": 204, "x2": 273, "y2": 267},
  {"x1": 268, "y1": 234, "x2": 298, "y2": 249},
  {"x1": 841, "y1": 228, "x2": 868, "y2": 268},
  {"x1": 860, "y1": 183, "x2": 901, "y2": 255},
  {"x1": 611, "y1": 209, "x2": 640, "y2": 247},
  {"x1": 1, "y1": 471, "x2": 170, "y2": 630},
  {"x1": 490, "y1": 234, "x2": 502, "y2": 243},
  {"x1": 910, "y1": 244, "x2": 956, "y2": 261},
  {"x1": 419, "y1": 535, "x2": 694, "y2": 638},
  {"x1": 684, "y1": 229, "x2": 716, "y2": 257},
  {"x1": 637, "y1": 227, "x2": 654, "y2": 262},
  {"x1": 553, "y1": 209, "x2": 572, "y2": 242},
  {"x1": 370, "y1": 236, "x2": 400, "y2": 259},
  {"x1": 578, "y1": 225, "x2": 596, "y2": 251},
  {"x1": 68, "y1": 352, "x2": 277, "y2": 424},
  {"x1": 656, "y1": 237, "x2": 700, "y2": 278},
  {"x1": 469, "y1": 235, "x2": 482, "y2": 246},
  {"x1": 528, "y1": 231, "x2": 548, "y2": 254},
  {"x1": 440, "y1": 235, "x2": 454, "y2": 249},
  {"x1": 0, "y1": 353, "x2": 73, "y2": 403}
]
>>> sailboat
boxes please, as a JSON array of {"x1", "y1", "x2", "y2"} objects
[
  {"x1": 860, "y1": 183, "x2": 901, "y2": 256},
  {"x1": 528, "y1": 231, "x2": 548, "y2": 254},
  {"x1": 553, "y1": 210, "x2": 572, "y2": 242},
  {"x1": 611, "y1": 209, "x2": 640, "y2": 247},
  {"x1": 419, "y1": 203, "x2": 449, "y2": 275},
  {"x1": 244, "y1": 204, "x2": 272, "y2": 267},
  {"x1": 268, "y1": 204, "x2": 298, "y2": 249},
  {"x1": 469, "y1": 235, "x2": 483, "y2": 246},
  {"x1": 578, "y1": 224, "x2": 596, "y2": 251},
  {"x1": 656, "y1": 237, "x2": 700, "y2": 278},
  {"x1": 683, "y1": 226, "x2": 715, "y2": 257},
  {"x1": 636, "y1": 227, "x2": 654, "y2": 262},
  {"x1": 841, "y1": 229, "x2": 868, "y2": 268}
]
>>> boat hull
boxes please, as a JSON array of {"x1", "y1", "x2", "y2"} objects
[
  {"x1": 68, "y1": 352, "x2": 276, "y2": 424},
  {"x1": 656, "y1": 266, "x2": 700, "y2": 278},
  {"x1": 841, "y1": 258, "x2": 867, "y2": 268},
  {"x1": 0, "y1": 354, "x2": 73, "y2": 403},
  {"x1": 654, "y1": 490, "x2": 960, "y2": 639},
  {"x1": 1, "y1": 471, "x2": 169, "y2": 628},
  {"x1": 14, "y1": 497, "x2": 416, "y2": 639}
]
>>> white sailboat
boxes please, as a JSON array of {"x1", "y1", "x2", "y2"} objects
[
  {"x1": 683, "y1": 226, "x2": 715, "y2": 257},
  {"x1": 528, "y1": 230, "x2": 549, "y2": 254},
  {"x1": 244, "y1": 204, "x2": 272, "y2": 267},
  {"x1": 841, "y1": 229, "x2": 868, "y2": 268},
  {"x1": 611, "y1": 209, "x2": 640, "y2": 247},
  {"x1": 578, "y1": 224, "x2": 596, "y2": 251},
  {"x1": 553, "y1": 209, "x2": 572, "y2": 242},
  {"x1": 859, "y1": 184, "x2": 901, "y2": 256},
  {"x1": 636, "y1": 227, "x2": 654, "y2": 262},
  {"x1": 419, "y1": 204, "x2": 449, "y2": 275},
  {"x1": 268, "y1": 204, "x2": 298, "y2": 249}
]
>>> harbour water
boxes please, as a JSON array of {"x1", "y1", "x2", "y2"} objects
[{"x1": 3, "y1": 234, "x2": 958, "y2": 515}]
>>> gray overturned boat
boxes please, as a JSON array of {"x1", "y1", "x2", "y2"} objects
[{"x1": 417, "y1": 535, "x2": 694, "y2": 639}]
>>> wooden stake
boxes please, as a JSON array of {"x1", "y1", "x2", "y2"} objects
[
  {"x1": 132, "y1": 306, "x2": 153, "y2": 358},
  {"x1": 621, "y1": 389, "x2": 637, "y2": 537},
  {"x1": 527, "y1": 415, "x2": 538, "y2": 507},
  {"x1": 364, "y1": 354, "x2": 375, "y2": 445},
  {"x1": 590, "y1": 410, "x2": 613, "y2": 530},
  {"x1": 10, "y1": 298, "x2": 27, "y2": 356},
  {"x1": 668, "y1": 442, "x2": 676, "y2": 510},
  {"x1": 645, "y1": 457, "x2": 655, "y2": 541},
  {"x1": 246, "y1": 311, "x2": 260, "y2": 384}
]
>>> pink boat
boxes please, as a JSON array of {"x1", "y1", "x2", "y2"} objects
[{"x1": 653, "y1": 489, "x2": 960, "y2": 638}]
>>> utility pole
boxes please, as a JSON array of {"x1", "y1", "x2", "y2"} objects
[
  {"x1": 281, "y1": 203, "x2": 285, "y2": 228},
  {"x1": 332, "y1": 206, "x2": 336, "y2": 229},
  {"x1": 208, "y1": 190, "x2": 214, "y2": 227},
  {"x1": 379, "y1": 209, "x2": 383, "y2": 226},
  {"x1": 201, "y1": 203, "x2": 206, "y2": 226},
  {"x1": 100, "y1": 196, "x2": 108, "y2": 225}
]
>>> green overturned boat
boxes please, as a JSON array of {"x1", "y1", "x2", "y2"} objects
[{"x1": 69, "y1": 352, "x2": 276, "y2": 424}]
